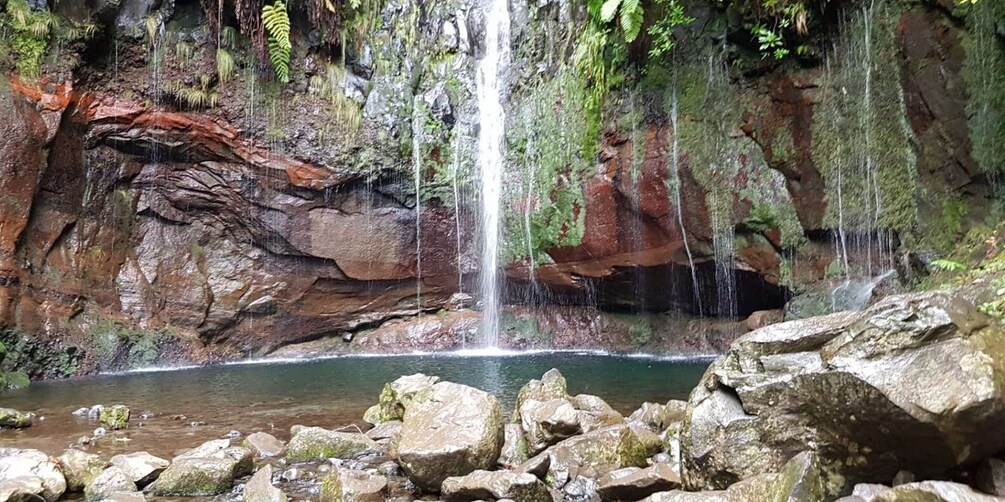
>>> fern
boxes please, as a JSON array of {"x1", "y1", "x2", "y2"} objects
[
  {"x1": 216, "y1": 48, "x2": 236, "y2": 83},
  {"x1": 931, "y1": 259, "x2": 967, "y2": 273},
  {"x1": 262, "y1": 1, "x2": 291, "y2": 83}
]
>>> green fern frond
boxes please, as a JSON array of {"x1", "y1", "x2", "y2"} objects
[
  {"x1": 262, "y1": 0, "x2": 291, "y2": 83},
  {"x1": 175, "y1": 41, "x2": 195, "y2": 60},
  {"x1": 216, "y1": 48, "x2": 236, "y2": 83}
]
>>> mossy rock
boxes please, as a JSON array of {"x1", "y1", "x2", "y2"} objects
[
  {"x1": 150, "y1": 457, "x2": 236, "y2": 496},
  {"x1": 0, "y1": 407, "x2": 33, "y2": 428},
  {"x1": 99, "y1": 405, "x2": 130, "y2": 430},
  {"x1": 286, "y1": 427, "x2": 377, "y2": 462}
]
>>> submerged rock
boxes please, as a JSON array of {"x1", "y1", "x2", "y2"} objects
[
  {"x1": 682, "y1": 292, "x2": 1005, "y2": 492},
  {"x1": 320, "y1": 468, "x2": 387, "y2": 502},
  {"x1": 99, "y1": 405, "x2": 130, "y2": 430},
  {"x1": 286, "y1": 427, "x2": 377, "y2": 462},
  {"x1": 0, "y1": 448, "x2": 67, "y2": 501},
  {"x1": 245, "y1": 464, "x2": 287, "y2": 502},
  {"x1": 396, "y1": 381, "x2": 504, "y2": 490},
  {"x1": 0, "y1": 408, "x2": 33, "y2": 429},
  {"x1": 58, "y1": 449, "x2": 105, "y2": 492},
  {"x1": 441, "y1": 469, "x2": 552, "y2": 502}
]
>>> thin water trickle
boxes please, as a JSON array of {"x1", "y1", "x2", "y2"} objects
[
  {"x1": 669, "y1": 62, "x2": 703, "y2": 315},
  {"x1": 413, "y1": 97, "x2": 424, "y2": 310},
  {"x1": 476, "y1": 0, "x2": 511, "y2": 347}
]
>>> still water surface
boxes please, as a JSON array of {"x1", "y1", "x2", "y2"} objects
[{"x1": 0, "y1": 352, "x2": 711, "y2": 457}]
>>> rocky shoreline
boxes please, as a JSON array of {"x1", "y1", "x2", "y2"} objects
[{"x1": 1, "y1": 290, "x2": 1004, "y2": 501}]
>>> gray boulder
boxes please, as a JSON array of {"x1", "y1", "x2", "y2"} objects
[
  {"x1": 499, "y1": 423, "x2": 530, "y2": 468},
  {"x1": 243, "y1": 432, "x2": 287, "y2": 458},
  {"x1": 150, "y1": 439, "x2": 253, "y2": 496},
  {"x1": 441, "y1": 470, "x2": 552, "y2": 502},
  {"x1": 872, "y1": 481, "x2": 1001, "y2": 501},
  {"x1": 109, "y1": 452, "x2": 168, "y2": 486},
  {"x1": 365, "y1": 420, "x2": 402, "y2": 441},
  {"x1": 364, "y1": 373, "x2": 440, "y2": 424},
  {"x1": 569, "y1": 394, "x2": 625, "y2": 433},
  {"x1": 84, "y1": 467, "x2": 136, "y2": 501},
  {"x1": 396, "y1": 381, "x2": 504, "y2": 490},
  {"x1": 524, "y1": 424, "x2": 661, "y2": 489},
  {"x1": 245, "y1": 465, "x2": 287, "y2": 502},
  {"x1": 0, "y1": 408, "x2": 32, "y2": 429},
  {"x1": 286, "y1": 427, "x2": 377, "y2": 462},
  {"x1": 513, "y1": 369, "x2": 568, "y2": 420},
  {"x1": 598, "y1": 464, "x2": 681, "y2": 501},
  {"x1": 628, "y1": 402, "x2": 669, "y2": 431},
  {"x1": 0, "y1": 477, "x2": 46, "y2": 501},
  {"x1": 682, "y1": 292, "x2": 1005, "y2": 492},
  {"x1": 0, "y1": 448, "x2": 67, "y2": 501},
  {"x1": 644, "y1": 453, "x2": 824, "y2": 501},
  {"x1": 320, "y1": 468, "x2": 386, "y2": 502},
  {"x1": 58, "y1": 449, "x2": 105, "y2": 492},
  {"x1": 520, "y1": 398, "x2": 582, "y2": 455}
]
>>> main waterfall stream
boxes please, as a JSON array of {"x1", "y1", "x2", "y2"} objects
[
  {"x1": 476, "y1": 0, "x2": 511, "y2": 347},
  {"x1": 0, "y1": 353, "x2": 709, "y2": 458}
]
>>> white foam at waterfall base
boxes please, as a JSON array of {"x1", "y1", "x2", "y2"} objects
[{"x1": 475, "y1": 0, "x2": 511, "y2": 348}]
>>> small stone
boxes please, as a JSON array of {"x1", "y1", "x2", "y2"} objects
[
  {"x1": 99, "y1": 406, "x2": 130, "y2": 430},
  {"x1": 73, "y1": 407, "x2": 90, "y2": 417},
  {"x1": 226, "y1": 430, "x2": 241, "y2": 438},
  {"x1": 0, "y1": 408, "x2": 33, "y2": 429},
  {"x1": 245, "y1": 465, "x2": 287, "y2": 502},
  {"x1": 244, "y1": 431, "x2": 287, "y2": 458},
  {"x1": 93, "y1": 427, "x2": 107, "y2": 436},
  {"x1": 281, "y1": 468, "x2": 301, "y2": 482},
  {"x1": 84, "y1": 466, "x2": 137, "y2": 501},
  {"x1": 441, "y1": 470, "x2": 551, "y2": 502},
  {"x1": 87, "y1": 405, "x2": 104, "y2": 420},
  {"x1": 891, "y1": 470, "x2": 915, "y2": 486},
  {"x1": 365, "y1": 420, "x2": 402, "y2": 441}
]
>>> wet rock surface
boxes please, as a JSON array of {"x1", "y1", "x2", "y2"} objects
[{"x1": 682, "y1": 292, "x2": 1005, "y2": 492}]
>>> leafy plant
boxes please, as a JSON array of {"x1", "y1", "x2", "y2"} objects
[
  {"x1": 931, "y1": 259, "x2": 967, "y2": 273},
  {"x1": 753, "y1": 23, "x2": 789, "y2": 59},
  {"x1": 599, "y1": 0, "x2": 645, "y2": 43},
  {"x1": 262, "y1": 0, "x2": 291, "y2": 83},
  {"x1": 647, "y1": 0, "x2": 693, "y2": 59},
  {"x1": 169, "y1": 75, "x2": 220, "y2": 109}
]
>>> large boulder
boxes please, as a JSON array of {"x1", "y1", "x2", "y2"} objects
[
  {"x1": 0, "y1": 448, "x2": 67, "y2": 501},
  {"x1": 598, "y1": 464, "x2": 681, "y2": 501},
  {"x1": 872, "y1": 481, "x2": 1002, "y2": 501},
  {"x1": 645, "y1": 452, "x2": 826, "y2": 501},
  {"x1": 681, "y1": 292, "x2": 1005, "y2": 492},
  {"x1": 514, "y1": 369, "x2": 568, "y2": 417},
  {"x1": 84, "y1": 467, "x2": 136, "y2": 501},
  {"x1": 364, "y1": 373, "x2": 440, "y2": 424},
  {"x1": 441, "y1": 470, "x2": 552, "y2": 502},
  {"x1": 243, "y1": 432, "x2": 287, "y2": 458},
  {"x1": 150, "y1": 439, "x2": 253, "y2": 496},
  {"x1": 109, "y1": 452, "x2": 168, "y2": 485},
  {"x1": 520, "y1": 398, "x2": 582, "y2": 455},
  {"x1": 396, "y1": 381, "x2": 504, "y2": 490},
  {"x1": 524, "y1": 423, "x2": 662, "y2": 489},
  {"x1": 286, "y1": 427, "x2": 378, "y2": 462}
]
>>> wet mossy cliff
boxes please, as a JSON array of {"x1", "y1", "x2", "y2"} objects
[{"x1": 0, "y1": 0, "x2": 1001, "y2": 376}]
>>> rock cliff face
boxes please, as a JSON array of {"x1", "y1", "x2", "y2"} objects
[{"x1": 0, "y1": 0, "x2": 1000, "y2": 375}]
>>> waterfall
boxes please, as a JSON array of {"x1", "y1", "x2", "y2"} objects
[
  {"x1": 669, "y1": 64, "x2": 703, "y2": 315},
  {"x1": 413, "y1": 98, "x2": 423, "y2": 310},
  {"x1": 476, "y1": 0, "x2": 510, "y2": 347}
]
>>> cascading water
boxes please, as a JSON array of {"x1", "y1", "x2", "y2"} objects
[
  {"x1": 412, "y1": 97, "x2": 424, "y2": 310},
  {"x1": 475, "y1": 0, "x2": 511, "y2": 347},
  {"x1": 669, "y1": 63, "x2": 703, "y2": 315}
]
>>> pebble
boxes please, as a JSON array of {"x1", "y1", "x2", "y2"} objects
[
  {"x1": 93, "y1": 427, "x2": 107, "y2": 436},
  {"x1": 87, "y1": 405, "x2": 104, "y2": 420},
  {"x1": 225, "y1": 430, "x2": 241, "y2": 438},
  {"x1": 281, "y1": 467, "x2": 301, "y2": 481},
  {"x1": 73, "y1": 408, "x2": 89, "y2": 417}
]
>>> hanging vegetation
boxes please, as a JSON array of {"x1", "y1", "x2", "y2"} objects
[{"x1": 262, "y1": 1, "x2": 291, "y2": 83}]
